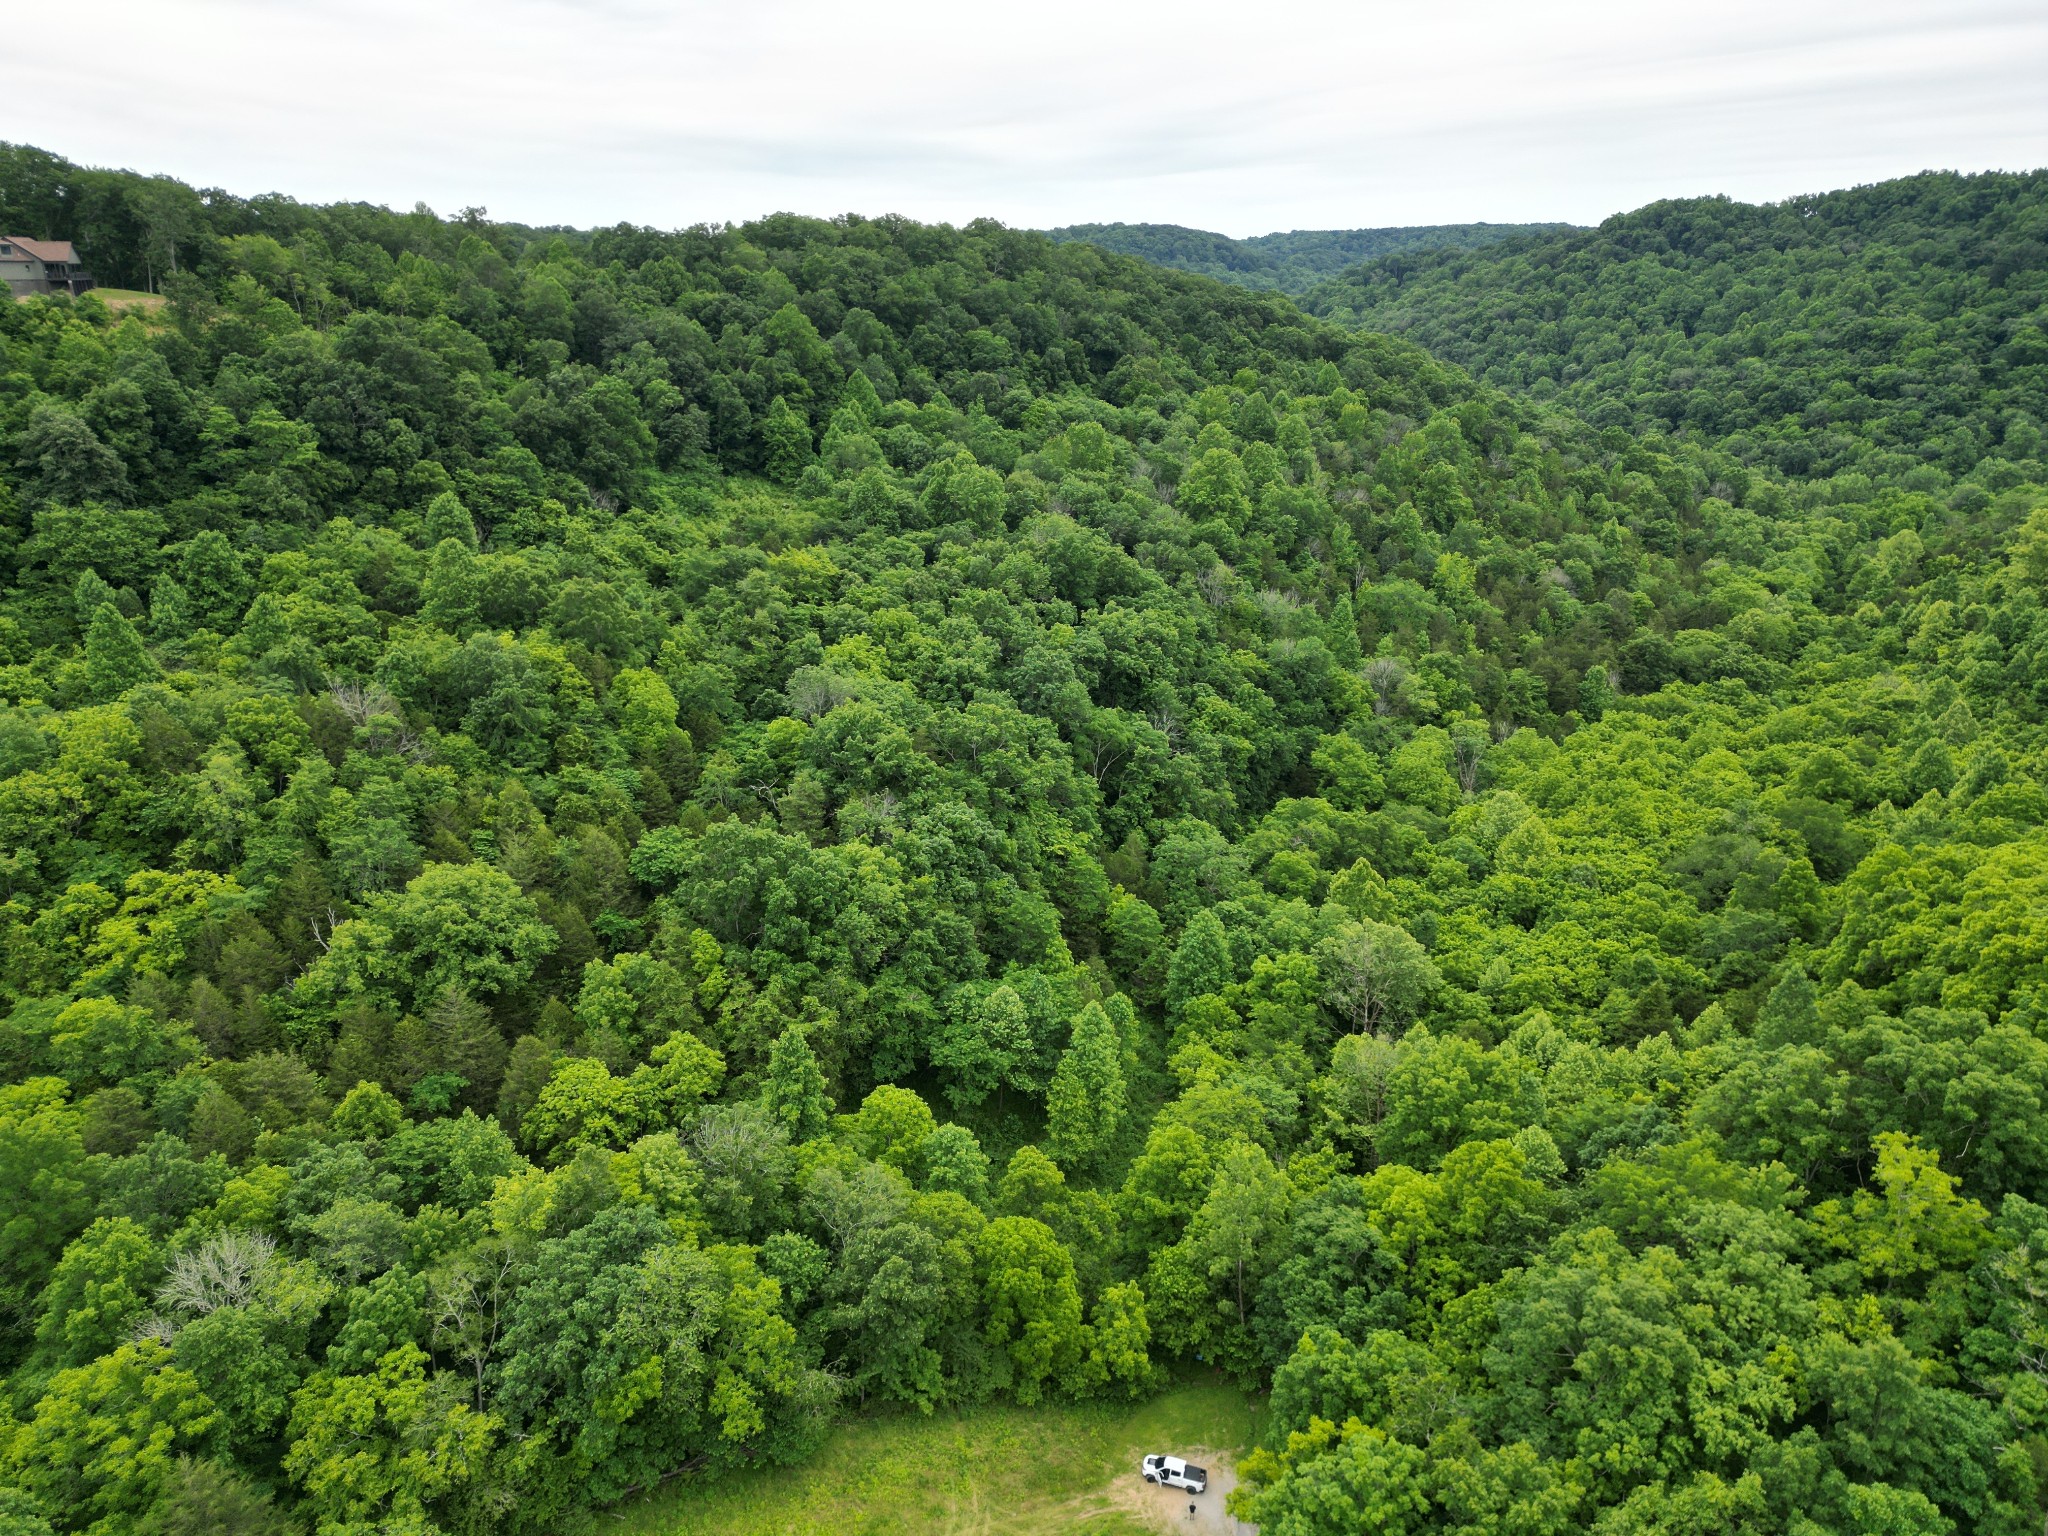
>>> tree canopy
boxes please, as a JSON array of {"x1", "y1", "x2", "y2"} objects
[{"x1": 0, "y1": 142, "x2": 2045, "y2": 1534}]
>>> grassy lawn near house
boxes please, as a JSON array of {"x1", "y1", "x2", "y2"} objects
[
  {"x1": 85, "y1": 287, "x2": 167, "y2": 312},
  {"x1": 614, "y1": 1376, "x2": 1262, "y2": 1536},
  {"x1": 11, "y1": 287, "x2": 167, "y2": 312}
]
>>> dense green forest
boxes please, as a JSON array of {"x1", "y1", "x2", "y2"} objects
[
  {"x1": 1302, "y1": 171, "x2": 2048, "y2": 487},
  {"x1": 1046, "y1": 222, "x2": 1574, "y2": 296},
  {"x1": 1, "y1": 138, "x2": 2046, "y2": 1536}
]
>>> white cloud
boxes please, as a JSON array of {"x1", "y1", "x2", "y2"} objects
[{"x1": 4, "y1": 0, "x2": 2044, "y2": 233}]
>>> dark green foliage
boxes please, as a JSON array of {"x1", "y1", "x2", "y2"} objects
[
  {"x1": 82, "y1": 604, "x2": 158, "y2": 700},
  {"x1": 1045, "y1": 1002, "x2": 1127, "y2": 1171},
  {"x1": 763, "y1": 1022, "x2": 832, "y2": 1142},
  {"x1": 1304, "y1": 170, "x2": 2048, "y2": 484},
  {"x1": 1049, "y1": 221, "x2": 1577, "y2": 295},
  {"x1": 0, "y1": 144, "x2": 2046, "y2": 1535},
  {"x1": 144, "y1": 1457, "x2": 295, "y2": 1536}
]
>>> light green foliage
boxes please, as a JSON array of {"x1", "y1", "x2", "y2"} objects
[
  {"x1": 639, "y1": 1028, "x2": 727, "y2": 1122},
  {"x1": 4, "y1": 1340, "x2": 219, "y2": 1531},
  {"x1": 0, "y1": 1490, "x2": 55, "y2": 1536},
  {"x1": 1234, "y1": 1420, "x2": 1433, "y2": 1536},
  {"x1": 1812, "y1": 1132, "x2": 1990, "y2": 1284},
  {"x1": 1319, "y1": 920, "x2": 1440, "y2": 1036},
  {"x1": 1376, "y1": 1026, "x2": 1540, "y2": 1168},
  {"x1": 845, "y1": 1084, "x2": 938, "y2": 1180},
  {"x1": 0, "y1": 1080, "x2": 94, "y2": 1341},
  {"x1": 0, "y1": 149, "x2": 2044, "y2": 1536},
  {"x1": 40, "y1": 996, "x2": 176, "y2": 1090},
  {"x1": 524, "y1": 1056, "x2": 651, "y2": 1159},
  {"x1": 974, "y1": 1215, "x2": 1086, "y2": 1404},
  {"x1": 284, "y1": 1343, "x2": 498, "y2": 1531},
  {"x1": 1074, "y1": 1279, "x2": 1157, "y2": 1399},
  {"x1": 31, "y1": 1216, "x2": 160, "y2": 1370},
  {"x1": 1165, "y1": 908, "x2": 1235, "y2": 1021},
  {"x1": 575, "y1": 951, "x2": 689, "y2": 1054},
  {"x1": 1155, "y1": 1139, "x2": 1291, "y2": 1371},
  {"x1": 330, "y1": 1079, "x2": 404, "y2": 1141},
  {"x1": 293, "y1": 863, "x2": 557, "y2": 1025},
  {"x1": 922, "y1": 1122, "x2": 992, "y2": 1204},
  {"x1": 1045, "y1": 1002, "x2": 1127, "y2": 1172},
  {"x1": 83, "y1": 603, "x2": 159, "y2": 700},
  {"x1": 932, "y1": 984, "x2": 1035, "y2": 1112},
  {"x1": 1386, "y1": 730, "x2": 1459, "y2": 815},
  {"x1": 1312, "y1": 732, "x2": 1385, "y2": 810}
]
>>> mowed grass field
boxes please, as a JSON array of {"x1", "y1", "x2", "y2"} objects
[
  {"x1": 614, "y1": 1378, "x2": 1261, "y2": 1536},
  {"x1": 10, "y1": 287, "x2": 166, "y2": 313},
  {"x1": 86, "y1": 288, "x2": 167, "y2": 314}
]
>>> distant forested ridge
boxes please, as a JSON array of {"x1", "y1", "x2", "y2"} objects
[
  {"x1": 1303, "y1": 169, "x2": 2048, "y2": 484},
  {"x1": 1, "y1": 138, "x2": 2046, "y2": 1536},
  {"x1": 1046, "y1": 221, "x2": 1576, "y2": 295}
]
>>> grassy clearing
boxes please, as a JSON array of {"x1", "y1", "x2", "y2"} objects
[
  {"x1": 87, "y1": 288, "x2": 167, "y2": 313},
  {"x1": 614, "y1": 1377, "x2": 1261, "y2": 1536},
  {"x1": 14, "y1": 288, "x2": 168, "y2": 315}
]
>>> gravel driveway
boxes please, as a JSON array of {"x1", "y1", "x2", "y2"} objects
[{"x1": 1122, "y1": 1456, "x2": 1253, "y2": 1534}]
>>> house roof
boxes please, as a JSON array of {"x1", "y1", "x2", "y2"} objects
[{"x1": 0, "y1": 237, "x2": 82, "y2": 264}]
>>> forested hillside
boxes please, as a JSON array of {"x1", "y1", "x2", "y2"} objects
[
  {"x1": 1303, "y1": 170, "x2": 2048, "y2": 487},
  {"x1": 1046, "y1": 222, "x2": 1573, "y2": 296},
  {"x1": 1, "y1": 141, "x2": 2047, "y2": 1536}
]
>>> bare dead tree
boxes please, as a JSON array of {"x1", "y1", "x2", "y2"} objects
[
  {"x1": 1364, "y1": 657, "x2": 1407, "y2": 716},
  {"x1": 1195, "y1": 562, "x2": 1238, "y2": 609},
  {"x1": 1452, "y1": 734, "x2": 1485, "y2": 796},
  {"x1": 1146, "y1": 707, "x2": 1183, "y2": 753},
  {"x1": 1088, "y1": 738, "x2": 1128, "y2": 787},
  {"x1": 330, "y1": 681, "x2": 429, "y2": 761},
  {"x1": 432, "y1": 1239, "x2": 521, "y2": 1412},
  {"x1": 309, "y1": 906, "x2": 341, "y2": 955},
  {"x1": 157, "y1": 1230, "x2": 278, "y2": 1317}
]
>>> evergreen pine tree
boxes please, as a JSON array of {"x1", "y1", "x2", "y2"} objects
[
  {"x1": 419, "y1": 539, "x2": 483, "y2": 633},
  {"x1": 148, "y1": 573, "x2": 194, "y2": 640},
  {"x1": 496, "y1": 1035, "x2": 555, "y2": 1142},
  {"x1": 1755, "y1": 965, "x2": 1823, "y2": 1050},
  {"x1": 326, "y1": 1003, "x2": 394, "y2": 1099},
  {"x1": 188, "y1": 1083, "x2": 255, "y2": 1163},
  {"x1": 390, "y1": 1014, "x2": 438, "y2": 1101},
  {"x1": 839, "y1": 368, "x2": 883, "y2": 424},
  {"x1": 1165, "y1": 908, "x2": 1234, "y2": 1021},
  {"x1": 83, "y1": 603, "x2": 159, "y2": 700},
  {"x1": 431, "y1": 984, "x2": 508, "y2": 1111},
  {"x1": 762, "y1": 396, "x2": 813, "y2": 485},
  {"x1": 763, "y1": 1021, "x2": 832, "y2": 1142},
  {"x1": 1045, "y1": 1001, "x2": 1127, "y2": 1172},
  {"x1": 73, "y1": 569, "x2": 121, "y2": 629},
  {"x1": 423, "y1": 488, "x2": 480, "y2": 549}
]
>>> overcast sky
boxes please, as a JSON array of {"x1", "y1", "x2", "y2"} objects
[{"x1": 4, "y1": 0, "x2": 2045, "y2": 236}]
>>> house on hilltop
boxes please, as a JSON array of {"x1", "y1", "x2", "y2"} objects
[{"x1": 2, "y1": 237, "x2": 95, "y2": 297}]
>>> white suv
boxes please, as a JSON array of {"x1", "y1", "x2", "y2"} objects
[{"x1": 1141, "y1": 1454, "x2": 1208, "y2": 1494}]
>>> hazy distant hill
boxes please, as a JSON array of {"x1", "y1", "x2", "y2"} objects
[
  {"x1": 1299, "y1": 169, "x2": 2048, "y2": 481},
  {"x1": 1045, "y1": 220, "x2": 1577, "y2": 294}
]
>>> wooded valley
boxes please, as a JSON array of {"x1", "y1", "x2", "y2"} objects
[{"x1": 1, "y1": 141, "x2": 2046, "y2": 1535}]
